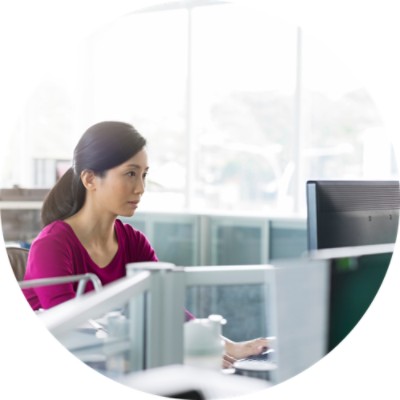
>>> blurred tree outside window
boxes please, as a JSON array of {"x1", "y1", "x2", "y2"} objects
[{"x1": 2, "y1": 1, "x2": 397, "y2": 215}]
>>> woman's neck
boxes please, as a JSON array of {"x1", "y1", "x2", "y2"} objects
[{"x1": 64, "y1": 205, "x2": 117, "y2": 249}]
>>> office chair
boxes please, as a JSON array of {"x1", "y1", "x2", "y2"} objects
[
  {"x1": 5, "y1": 245, "x2": 102, "y2": 296},
  {"x1": 6, "y1": 245, "x2": 29, "y2": 281}
]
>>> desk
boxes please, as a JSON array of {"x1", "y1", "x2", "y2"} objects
[
  {"x1": 57, "y1": 323, "x2": 272, "y2": 399},
  {"x1": 116, "y1": 364, "x2": 271, "y2": 399}
]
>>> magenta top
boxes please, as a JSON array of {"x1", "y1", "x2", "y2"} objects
[
  {"x1": 22, "y1": 219, "x2": 195, "y2": 321},
  {"x1": 22, "y1": 219, "x2": 157, "y2": 310}
]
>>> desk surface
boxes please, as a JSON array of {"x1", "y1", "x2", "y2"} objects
[{"x1": 116, "y1": 364, "x2": 271, "y2": 398}]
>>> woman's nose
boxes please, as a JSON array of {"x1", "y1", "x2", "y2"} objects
[{"x1": 134, "y1": 177, "x2": 145, "y2": 194}]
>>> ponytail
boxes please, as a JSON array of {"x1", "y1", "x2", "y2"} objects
[{"x1": 41, "y1": 167, "x2": 86, "y2": 226}]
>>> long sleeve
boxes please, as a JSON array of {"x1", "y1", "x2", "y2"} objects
[{"x1": 23, "y1": 234, "x2": 77, "y2": 309}]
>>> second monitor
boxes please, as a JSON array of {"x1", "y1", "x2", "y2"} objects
[{"x1": 306, "y1": 180, "x2": 400, "y2": 251}]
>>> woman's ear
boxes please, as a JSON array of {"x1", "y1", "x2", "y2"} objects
[{"x1": 80, "y1": 169, "x2": 97, "y2": 191}]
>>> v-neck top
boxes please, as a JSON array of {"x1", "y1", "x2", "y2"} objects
[{"x1": 23, "y1": 219, "x2": 158, "y2": 310}]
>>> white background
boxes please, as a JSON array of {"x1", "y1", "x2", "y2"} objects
[{"x1": 1, "y1": 1, "x2": 400, "y2": 399}]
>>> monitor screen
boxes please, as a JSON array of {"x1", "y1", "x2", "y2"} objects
[
  {"x1": 310, "y1": 244, "x2": 393, "y2": 353},
  {"x1": 328, "y1": 250, "x2": 391, "y2": 351},
  {"x1": 306, "y1": 180, "x2": 400, "y2": 251}
]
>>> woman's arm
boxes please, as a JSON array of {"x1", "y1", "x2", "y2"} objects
[
  {"x1": 24, "y1": 236, "x2": 77, "y2": 309},
  {"x1": 222, "y1": 336, "x2": 270, "y2": 367}
]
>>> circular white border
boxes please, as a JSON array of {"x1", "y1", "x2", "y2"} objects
[{"x1": 1, "y1": 1, "x2": 400, "y2": 399}]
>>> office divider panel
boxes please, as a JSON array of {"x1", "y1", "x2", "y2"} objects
[
  {"x1": 122, "y1": 212, "x2": 274, "y2": 267},
  {"x1": 272, "y1": 257, "x2": 330, "y2": 383},
  {"x1": 152, "y1": 220, "x2": 197, "y2": 266},
  {"x1": 40, "y1": 263, "x2": 279, "y2": 382},
  {"x1": 120, "y1": 213, "x2": 199, "y2": 266},
  {"x1": 126, "y1": 213, "x2": 275, "y2": 341},
  {"x1": 183, "y1": 264, "x2": 279, "y2": 384},
  {"x1": 269, "y1": 219, "x2": 307, "y2": 260},
  {"x1": 39, "y1": 271, "x2": 152, "y2": 374},
  {"x1": 126, "y1": 262, "x2": 186, "y2": 370},
  {"x1": 208, "y1": 216, "x2": 270, "y2": 265},
  {"x1": 186, "y1": 281, "x2": 267, "y2": 342},
  {"x1": 184, "y1": 265, "x2": 275, "y2": 346},
  {"x1": 193, "y1": 216, "x2": 270, "y2": 340}
]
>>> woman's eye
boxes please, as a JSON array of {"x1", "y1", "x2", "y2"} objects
[{"x1": 127, "y1": 171, "x2": 136, "y2": 177}]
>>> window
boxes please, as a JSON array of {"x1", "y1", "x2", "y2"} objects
[
  {"x1": 2, "y1": 1, "x2": 396, "y2": 216},
  {"x1": 299, "y1": 29, "x2": 397, "y2": 210}
]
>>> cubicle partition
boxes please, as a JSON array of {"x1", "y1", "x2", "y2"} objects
[
  {"x1": 38, "y1": 253, "x2": 336, "y2": 390},
  {"x1": 39, "y1": 270, "x2": 152, "y2": 373},
  {"x1": 119, "y1": 212, "x2": 307, "y2": 268},
  {"x1": 39, "y1": 263, "x2": 280, "y2": 383},
  {"x1": 120, "y1": 212, "x2": 201, "y2": 267},
  {"x1": 119, "y1": 213, "x2": 307, "y2": 342}
]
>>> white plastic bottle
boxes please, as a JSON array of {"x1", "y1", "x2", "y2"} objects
[
  {"x1": 105, "y1": 311, "x2": 129, "y2": 374},
  {"x1": 183, "y1": 314, "x2": 226, "y2": 370}
]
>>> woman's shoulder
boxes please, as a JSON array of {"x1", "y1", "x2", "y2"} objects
[
  {"x1": 115, "y1": 218, "x2": 146, "y2": 239},
  {"x1": 115, "y1": 219, "x2": 157, "y2": 261},
  {"x1": 31, "y1": 220, "x2": 78, "y2": 248},
  {"x1": 27, "y1": 221, "x2": 81, "y2": 269},
  {"x1": 114, "y1": 220, "x2": 153, "y2": 252}
]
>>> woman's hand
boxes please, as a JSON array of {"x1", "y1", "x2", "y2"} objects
[
  {"x1": 223, "y1": 336, "x2": 270, "y2": 361},
  {"x1": 222, "y1": 353, "x2": 237, "y2": 369}
]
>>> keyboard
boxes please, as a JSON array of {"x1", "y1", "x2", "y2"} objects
[{"x1": 233, "y1": 349, "x2": 277, "y2": 372}]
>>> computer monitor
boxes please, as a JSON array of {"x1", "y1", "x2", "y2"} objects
[
  {"x1": 310, "y1": 244, "x2": 394, "y2": 353},
  {"x1": 306, "y1": 180, "x2": 400, "y2": 251}
]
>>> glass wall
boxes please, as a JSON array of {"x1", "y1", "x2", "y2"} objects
[{"x1": 1, "y1": 1, "x2": 396, "y2": 216}]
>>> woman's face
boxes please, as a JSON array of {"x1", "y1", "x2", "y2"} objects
[{"x1": 93, "y1": 148, "x2": 149, "y2": 217}]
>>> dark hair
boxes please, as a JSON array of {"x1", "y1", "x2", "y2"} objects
[{"x1": 41, "y1": 121, "x2": 147, "y2": 226}]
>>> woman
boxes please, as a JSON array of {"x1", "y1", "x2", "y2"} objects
[{"x1": 22, "y1": 121, "x2": 269, "y2": 364}]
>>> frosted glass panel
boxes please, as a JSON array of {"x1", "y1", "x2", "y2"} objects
[{"x1": 153, "y1": 221, "x2": 196, "y2": 266}]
